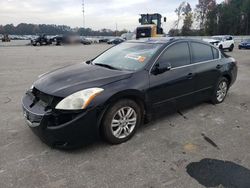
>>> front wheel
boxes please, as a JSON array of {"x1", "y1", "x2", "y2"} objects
[
  {"x1": 101, "y1": 99, "x2": 142, "y2": 144},
  {"x1": 229, "y1": 44, "x2": 234, "y2": 52},
  {"x1": 211, "y1": 77, "x2": 229, "y2": 104}
]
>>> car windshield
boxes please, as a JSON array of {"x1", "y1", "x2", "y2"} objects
[
  {"x1": 92, "y1": 42, "x2": 162, "y2": 71},
  {"x1": 212, "y1": 37, "x2": 223, "y2": 41},
  {"x1": 243, "y1": 39, "x2": 250, "y2": 42}
]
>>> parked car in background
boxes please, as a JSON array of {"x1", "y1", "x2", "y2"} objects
[
  {"x1": 203, "y1": 35, "x2": 234, "y2": 52},
  {"x1": 22, "y1": 38, "x2": 237, "y2": 148},
  {"x1": 2, "y1": 34, "x2": 11, "y2": 42},
  {"x1": 107, "y1": 38, "x2": 125, "y2": 45},
  {"x1": 81, "y1": 37, "x2": 92, "y2": 45},
  {"x1": 99, "y1": 38, "x2": 110, "y2": 43},
  {"x1": 53, "y1": 35, "x2": 80, "y2": 45},
  {"x1": 121, "y1": 32, "x2": 135, "y2": 40},
  {"x1": 31, "y1": 34, "x2": 53, "y2": 46},
  {"x1": 239, "y1": 39, "x2": 250, "y2": 49}
]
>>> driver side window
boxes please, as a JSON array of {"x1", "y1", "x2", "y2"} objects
[{"x1": 157, "y1": 42, "x2": 191, "y2": 68}]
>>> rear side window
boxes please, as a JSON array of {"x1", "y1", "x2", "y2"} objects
[
  {"x1": 191, "y1": 42, "x2": 213, "y2": 63},
  {"x1": 212, "y1": 47, "x2": 219, "y2": 59},
  {"x1": 157, "y1": 42, "x2": 190, "y2": 68},
  {"x1": 226, "y1": 36, "x2": 233, "y2": 40}
]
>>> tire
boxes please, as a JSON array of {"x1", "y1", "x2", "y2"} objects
[
  {"x1": 229, "y1": 44, "x2": 234, "y2": 52},
  {"x1": 211, "y1": 77, "x2": 229, "y2": 104},
  {"x1": 101, "y1": 99, "x2": 142, "y2": 144}
]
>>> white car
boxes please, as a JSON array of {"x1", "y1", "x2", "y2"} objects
[{"x1": 203, "y1": 35, "x2": 235, "y2": 52}]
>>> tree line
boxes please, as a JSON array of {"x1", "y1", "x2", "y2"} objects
[
  {"x1": 0, "y1": 23, "x2": 128, "y2": 36},
  {"x1": 1, "y1": 0, "x2": 250, "y2": 36},
  {"x1": 169, "y1": 0, "x2": 250, "y2": 36}
]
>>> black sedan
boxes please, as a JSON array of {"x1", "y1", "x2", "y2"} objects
[
  {"x1": 239, "y1": 39, "x2": 250, "y2": 49},
  {"x1": 22, "y1": 38, "x2": 237, "y2": 148},
  {"x1": 31, "y1": 34, "x2": 53, "y2": 46},
  {"x1": 107, "y1": 38, "x2": 125, "y2": 45}
]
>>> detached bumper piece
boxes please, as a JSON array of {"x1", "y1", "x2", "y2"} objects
[{"x1": 22, "y1": 89, "x2": 99, "y2": 149}]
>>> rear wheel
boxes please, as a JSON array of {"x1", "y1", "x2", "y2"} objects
[
  {"x1": 211, "y1": 77, "x2": 229, "y2": 104},
  {"x1": 101, "y1": 99, "x2": 142, "y2": 144}
]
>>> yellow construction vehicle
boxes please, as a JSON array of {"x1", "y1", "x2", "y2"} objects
[{"x1": 136, "y1": 13, "x2": 166, "y2": 39}]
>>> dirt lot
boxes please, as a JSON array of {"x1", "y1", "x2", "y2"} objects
[{"x1": 0, "y1": 41, "x2": 250, "y2": 188}]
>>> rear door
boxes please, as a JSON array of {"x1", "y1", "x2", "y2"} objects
[
  {"x1": 148, "y1": 42, "x2": 195, "y2": 108},
  {"x1": 190, "y1": 42, "x2": 221, "y2": 97},
  {"x1": 225, "y1": 36, "x2": 233, "y2": 48}
]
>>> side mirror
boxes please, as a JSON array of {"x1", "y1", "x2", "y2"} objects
[
  {"x1": 164, "y1": 17, "x2": 167, "y2": 22},
  {"x1": 85, "y1": 60, "x2": 92, "y2": 64},
  {"x1": 152, "y1": 63, "x2": 172, "y2": 75}
]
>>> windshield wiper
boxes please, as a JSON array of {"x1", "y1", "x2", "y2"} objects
[{"x1": 94, "y1": 63, "x2": 120, "y2": 70}]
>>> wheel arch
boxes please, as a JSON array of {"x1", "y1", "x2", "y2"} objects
[
  {"x1": 96, "y1": 89, "x2": 146, "y2": 130},
  {"x1": 222, "y1": 74, "x2": 232, "y2": 86}
]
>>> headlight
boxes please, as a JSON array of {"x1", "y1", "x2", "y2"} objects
[
  {"x1": 30, "y1": 84, "x2": 34, "y2": 90},
  {"x1": 55, "y1": 88, "x2": 104, "y2": 110}
]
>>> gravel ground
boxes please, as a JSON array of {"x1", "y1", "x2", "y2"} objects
[{"x1": 0, "y1": 41, "x2": 250, "y2": 188}]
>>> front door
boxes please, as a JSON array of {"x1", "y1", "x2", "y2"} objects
[{"x1": 148, "y1": 42, "x2": 195, "y2": 109}]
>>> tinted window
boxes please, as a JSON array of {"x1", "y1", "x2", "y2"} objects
[
  {"x1": 191, "y1": 42, "x2": 214, "y2": 63},
  {"x1": 212, "y1": 47, "x2": 219, "y2": 59},
  {"x1": 157, "y1": 42, "x2": 190, "y2": 68}
]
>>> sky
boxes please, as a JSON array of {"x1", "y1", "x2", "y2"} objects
[{"x1": 0, "y1": 0, "x2": 224, "y2": 32}]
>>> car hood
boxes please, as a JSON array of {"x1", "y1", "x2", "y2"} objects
[
  {"x1": 240, "y1": 41, "x2": 250, "y2": 45},
  {"x1": 203, "y1": 38, "x2": 220, "y2": 43},
  {"x1": 34, "y1": 63, "x2": 133, "y2": 97}
]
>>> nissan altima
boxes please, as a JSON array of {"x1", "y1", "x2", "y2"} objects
[{"x1": 22, "y1": 38, "x2": 237, "y2": 148}]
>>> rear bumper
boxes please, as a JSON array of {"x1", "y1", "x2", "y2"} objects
[{"x1": 22, "y1": 93, "x2": 100, "y2": 149}]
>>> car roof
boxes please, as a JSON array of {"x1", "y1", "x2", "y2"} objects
[
  {"x1": 212, "y1": 35, "x2": 233, "y2": 38},
  {"x1": 127, "y1": 37, "x2": 210, "y2": 45}
]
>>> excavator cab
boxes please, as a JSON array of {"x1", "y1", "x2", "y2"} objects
[{"x1": 136, "y1": 13, "x2": 166, "y2": 39}]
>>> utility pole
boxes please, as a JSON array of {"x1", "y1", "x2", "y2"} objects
[
  {"x1": 241, "y1": 12, "x2": 249, "y2": 35},
  {"x1": 246, "y1": 14, "x2": 249, "y2": 35},
  {"x1": 82, "y1": 0, "x2": 85, "y2": 29}
]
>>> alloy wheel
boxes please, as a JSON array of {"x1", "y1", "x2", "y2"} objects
[
  {"x1": 216, "y1": 81, "x2": 228, "y2": 102},
  {"x1": 111, "y1": 107, "x2": 137, "y2": 139}
]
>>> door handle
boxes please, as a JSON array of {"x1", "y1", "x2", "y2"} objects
[
  {"x1": 187, "y1": 73, "x2": 194, "y2": 79},
  {"x1": 216, "y1": 64, "x2": 222, "y2": 69}
]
